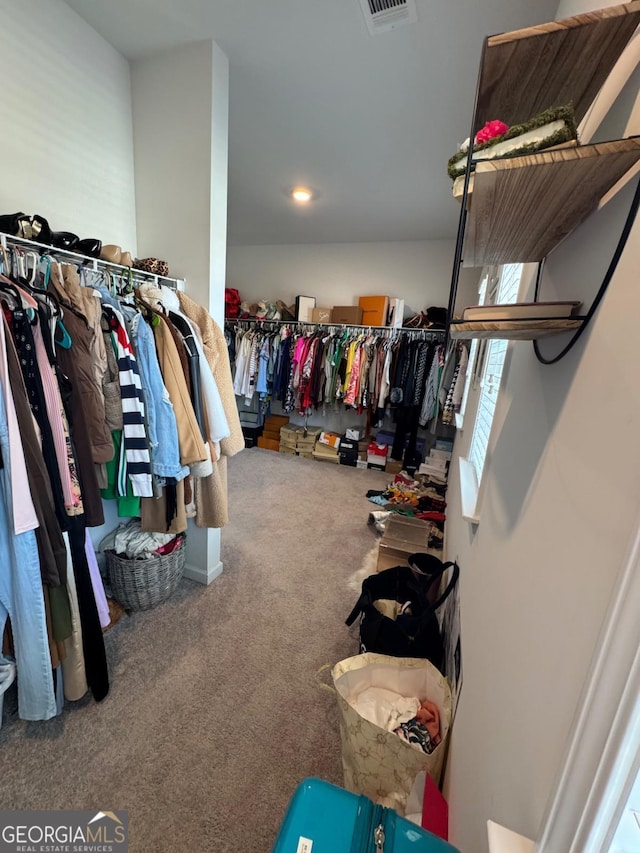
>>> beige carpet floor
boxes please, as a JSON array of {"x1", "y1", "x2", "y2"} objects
[{"x1": 0, "y1": 448, "x2": 388, "y2": 851}]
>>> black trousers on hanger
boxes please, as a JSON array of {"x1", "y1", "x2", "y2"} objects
[
  {"x1": 67, "y1": 516, "x2": 109, "y2": 702},
  {"x1": 391, "y1": 405, "x2": 420, "y2": 468}
]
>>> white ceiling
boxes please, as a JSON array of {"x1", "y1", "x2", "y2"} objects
[{"x1": 64, "y1": 0, "x2": 559, "y2": 246}]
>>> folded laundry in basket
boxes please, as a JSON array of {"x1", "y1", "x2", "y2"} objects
[
  {"x1": 351, "y1": 687, "x2": 420, "y2": 732},
  {"x1": 99, "y1": 518, "x2": 176, "y2": 559}
]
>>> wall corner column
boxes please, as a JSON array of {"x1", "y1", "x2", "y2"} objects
[{"x1": 131, "y1": 39, "x2": 230, "y2": 585}]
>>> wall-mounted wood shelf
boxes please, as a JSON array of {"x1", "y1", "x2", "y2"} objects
[
  {"x1": 475, "y1": 0, "x2": 640, "y2": 131},
  {"x1": 449, "y1": 318, "x2": 584, "y2": 341},
  {"x1": 446, "y1": 2, "x2": 640, "y2": 352},
  {"x1": 459, "y1": 138, "x2": 640, "y2": 268}
]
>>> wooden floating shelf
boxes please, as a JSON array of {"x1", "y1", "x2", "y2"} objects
[
  {"x1": 449, "y1": 318, "x2": 584, "y2": 341},
  {"x1": 474, "y1": 0, "x2": 640, "y2": 131},
  {"x1": 459, "y1": 137, "x2": 640, "y2": 268}
]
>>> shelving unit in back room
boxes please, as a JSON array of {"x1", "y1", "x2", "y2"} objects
[{"x1": 446, "y1": 1, "x2": 640, "y2": 354}]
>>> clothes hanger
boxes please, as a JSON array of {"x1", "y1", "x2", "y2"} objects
[
  {"x1": 53, "y1": 307, "x2": 72, "y2": 349},
  {"x1": 25, "y1": 251, "x2": 39, "y2": 286},
  {"x1": 0, "y1": 242, "x2": 10, "y2": 276}
]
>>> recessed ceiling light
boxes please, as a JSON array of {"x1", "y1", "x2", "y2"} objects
[{"x1": 291, "y1": 187, "x2": 313, "y2": 203}]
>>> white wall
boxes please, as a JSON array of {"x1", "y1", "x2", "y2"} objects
[
  {"x1": 444, "y1": 2, "x2": 640, "y2": 850},
  {"x1": 226, "y1": 240, "x2": 463, "y2": 320},
  {"x1": 0, "y1": 0, "x2": 137, "y2": 251},
  {"x1": 132, "y1": 40, "x2": 229, "y2": 322},
  {"x1": 132, "y1": 40, "x2": 230, "y2": 584}
]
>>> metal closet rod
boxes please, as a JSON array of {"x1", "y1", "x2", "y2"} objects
[
  {"x1": 225, "y1": 317, "x2": 446, "y2": 337},
  {"x1": 0, "y1": 231, "x2": 185, "y2": 290}
]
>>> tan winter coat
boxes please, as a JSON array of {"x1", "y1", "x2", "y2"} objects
[{"x1": 177, "y1": 292, "x2": 244, "y2": 527}]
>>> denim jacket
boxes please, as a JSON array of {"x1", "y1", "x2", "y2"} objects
[{"x1": 124, "y1": 309, "x2": 188, "y2": 481}]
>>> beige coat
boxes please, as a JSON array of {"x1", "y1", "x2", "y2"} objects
[
  {"x1": 177, "y1": 293, "x2": 244, "y2": 527},
  {"x1": 152, "y1": 315, "x2": 208, "y2": 467}
]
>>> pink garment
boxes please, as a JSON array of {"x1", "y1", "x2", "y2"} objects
[
  {"x1": 291, "y1": 336, "x2": 307, "y2": 391},
  {"x1": 416, "y1": 698, "x2": 441, "y2": 746},
  {"x1": 344, "y1": 343, "x2": 363, "y2": 406},
  {"x1": 32, "y1": 323, "x2": 78, "y2": 510},
  {"x1": 0, "y1": 315, "x2": 38, "y2": 534}
]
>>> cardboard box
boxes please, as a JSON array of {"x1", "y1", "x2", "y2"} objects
[
  {"x1": 331, "y1": 306, "x2": 363, "y2": 325},
  {"x1": 313, "y1": 450, "x2": 339, "y2": 464},
  {"x1": 367, "y1": 461, "x2": 386, "y2": 471},
  {"x1": 386, "y1": 460, "x2": 404, "y2": 475},
  {"x1": 339, "y1": 447, "x2": 359, "y2": 461},
  {"x1": 425, "y1": 456, "x2": 448, "y2": 471},
  {"x1": 376, "y1": 515, "x2": 433, "y2": 572},
  {"x1": 339, "y1": 437, "x2": 359, "y2": 453},
  {"x1": 257, "y1": 437, "x2": 280, "y2": 452},
  {"x1": 339, "y1": 456, "x2": 358, "y2": 467},
  {"x1": 356, "y1": 459, "x2": 368, "y2": 469},
  {"x1": 265, "y1": 414, "x2": 290, "y2": 430},
  {"x1": 375, "y1": 430, "x2": 395, "y2": 446},
  {"x1": 318, "y1": 431, "x2": 342, "y2": 448},
  {"x1": 359, "y1": 296, "x2": 389, "y2": 327},
  {"x1": 418, "y1": 463, "x2": 448, "y2": 481},
  {"x1": 262, "y1": 429, "x2": 282, "y2": 442},
  {"x1": 345, "y1": 426, "x2": 363, "y2": 440},
  {"x1": 429, "y1": 448, "x2": 452, "y2": 462},
  {"x1": 311, "y1": 306, "x2": 332, "y2": 324},
  {"x1": 280, "y1": 424, "x2": 305, "y2": 448},
  {"x1": 367, "y1": 441, "x2": 389, "y2": 458}
]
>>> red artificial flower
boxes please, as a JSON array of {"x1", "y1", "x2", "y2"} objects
[{"x1": 475, "y1": 120, "x2": 509, "y2": 145}]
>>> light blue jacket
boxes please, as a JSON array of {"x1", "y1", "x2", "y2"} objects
[{"x1": 124, "y1": 308, "x2": 189, "y2": 481}]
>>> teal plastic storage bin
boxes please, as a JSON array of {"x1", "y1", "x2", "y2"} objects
[{"x1": 272, "y1": 777, "x2": 459, "y2": 852}]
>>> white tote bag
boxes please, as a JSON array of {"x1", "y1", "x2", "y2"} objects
[{"x1": 331, "y1": 653, "x2": 452, "y2": 815}]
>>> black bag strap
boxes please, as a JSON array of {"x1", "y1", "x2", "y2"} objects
[
  {"x1": 345, "y1": 592, "x2": 366, "y2": 626},
  {"x1": 420, "y1": 561, "x2": 459, "y2": 620}
]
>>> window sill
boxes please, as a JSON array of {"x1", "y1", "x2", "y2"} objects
[{"x1": 459, "y1": 456, "x2": 480, "y2": 524}]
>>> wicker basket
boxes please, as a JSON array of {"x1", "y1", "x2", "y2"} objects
[{"x1": 106, "y1": 536, "x2": 186, "y2": 611}]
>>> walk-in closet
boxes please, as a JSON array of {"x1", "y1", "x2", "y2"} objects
[{"x1": 1, "y1": 1, "x2": 640, "y2": 852}]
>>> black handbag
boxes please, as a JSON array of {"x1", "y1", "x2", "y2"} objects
[{"x1": 345, "y1": 555, "x2": 459, "y2": 672}]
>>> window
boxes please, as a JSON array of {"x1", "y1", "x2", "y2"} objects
[
  {"x1": 455, "y1": 273, "x2": 487, "y2": 428},
  {"x1": 459, "y1": 263, "x2": 524, "y2": 522}
]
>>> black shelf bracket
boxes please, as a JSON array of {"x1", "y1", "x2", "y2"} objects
[{"x1": 533, "y1": 174, "x2": 640, "y2": 364}]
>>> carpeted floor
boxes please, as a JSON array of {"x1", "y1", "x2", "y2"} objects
[{"x1": 0, "y1": 448, "x2": 389, "y2": 851}]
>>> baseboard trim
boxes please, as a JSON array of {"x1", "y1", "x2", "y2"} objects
[{"x1": 183, "y1": 560, "x2": 223, "y2": 586}]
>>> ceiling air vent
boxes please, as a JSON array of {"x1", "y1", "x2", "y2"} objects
[{"x1": 358, "y1": 0, "x2": 418, "y2": 36}]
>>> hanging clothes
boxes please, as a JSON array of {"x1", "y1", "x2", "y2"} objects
[{"x1": 226, "y1": 321, "x2": 444, "y2": 424}]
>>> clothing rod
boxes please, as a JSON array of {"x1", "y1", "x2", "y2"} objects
[
  {"x1": 0, "y1": 231, "x2": 185, "y2": 290},
  {"x1": 224, "y1": 317, "x2": 446, "y2": 336}
]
